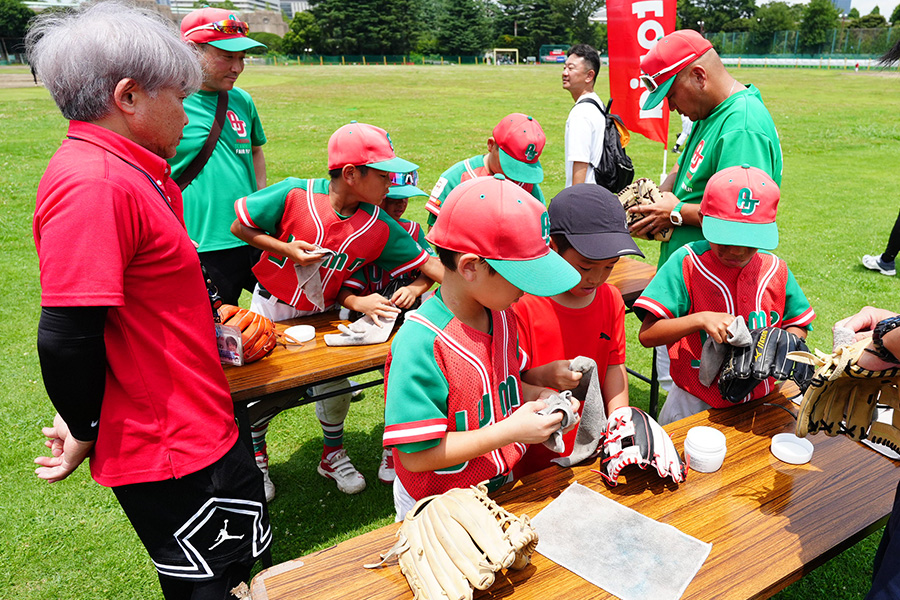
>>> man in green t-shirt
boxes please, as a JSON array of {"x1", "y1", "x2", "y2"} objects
[
  {"x1": 170, "y1": 8, "x2": 268, "y2": 305},
  {"x1": 629, "y1": 29, "x2": 783, "y2": 270}
]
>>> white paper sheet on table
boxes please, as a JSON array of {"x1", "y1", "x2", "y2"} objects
[{"x1": 531, "y1": 483, "x2": 711, "y2": 600}]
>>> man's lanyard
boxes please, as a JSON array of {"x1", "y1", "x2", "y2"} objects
[{"x1": 66, "y1": 135, "x2": 178, "y2": 221}]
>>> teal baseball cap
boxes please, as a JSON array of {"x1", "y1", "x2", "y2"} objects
[
  {"x1": 181, "y1": 8, "x2": 266, "y2": 52},
  {"x1": 701, "y1": 165, "x2": 780, "y2": 250},
  {"x1": 640, "y1": 30, "x2": 712, "y2": 110},
  {"x1": 327, "y1": 122, "x2": 418, "y2": 173},
  {"x1": 387, "y1": 171, "x2": 427, "y2": 199},
  {"x1": 492, "y1": 113, "x2": 545, "y2": 185},
  {"x1": 426, "y1": 175, "x2": 580, "y2": 297}
]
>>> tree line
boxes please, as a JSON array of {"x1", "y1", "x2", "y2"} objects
[{"x1": 2, "y1": 0, "x2": 898, "y2": 59}]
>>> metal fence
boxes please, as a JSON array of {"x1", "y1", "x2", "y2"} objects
[
  {"x1": 706, "y1": 28, "x2": 898, "y2": 58},
  {"x1": 259, "y1": 54, "x2": 488, "y2": 66}
]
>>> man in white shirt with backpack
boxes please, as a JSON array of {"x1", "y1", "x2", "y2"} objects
[{"x1": 562, "y1": 43, "x2": 606, "y2": 187}]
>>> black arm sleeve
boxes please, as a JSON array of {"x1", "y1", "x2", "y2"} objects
[{"x1": 37, "y1": 306, "x2": 108, "y2": 442}]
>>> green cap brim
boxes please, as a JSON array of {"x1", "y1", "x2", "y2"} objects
[
  {"x1": 209, "y1": 37, "x2": 266, "y2": 52},
  {"x1": 702, "y1": 216, "x2": 779, "y2": 250},
  {"x1": 386, "y1": 184, "x2": 427, "y2": 199},
  {"x1": 642, "y1": 77, "x2": 675, "y2": 110},
  {"x1": 497, "y1": 148, "x2": 544, "y2": 184},
  {"x1": 486, "y1": 251, "x2": 580, "y2": 297},
  {"x1": 367, "y1": 157, "x2": 419, "y2": 173}
]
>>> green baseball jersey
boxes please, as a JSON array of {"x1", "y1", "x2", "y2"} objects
[
  {"x1": 660, "y1": 85, "x2": 782, "y2": 268},
  {"x1": 425, "y1": 154, "x2": 545, "y2": 227},
  {"x1": 170, "y1": 87, "x2": 266, "y2": 252}
]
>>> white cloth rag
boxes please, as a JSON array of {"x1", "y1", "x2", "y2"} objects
[
  {"x1": 698, "y1": 318, "x2": 752, "y2": 387},
  {"x1": 293, "y1": 247, "x2": 335, "y2": 311},
  {"x1": 552, "y1": 356, "x2": 607, "y2": 468},
  {"x1": 324, "y1": 313, "x2": 398, "y2": 346}
]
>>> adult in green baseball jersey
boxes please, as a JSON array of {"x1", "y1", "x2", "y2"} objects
[
  {"x1": 424, "y1": 113, "x2": 546, "y2": 228},
  {"x1": 629, "y1": 29, "x2": 783, "y2": 270},
  {"x1": 171, "y1": 8, "x2": 268, "y2": 305}
]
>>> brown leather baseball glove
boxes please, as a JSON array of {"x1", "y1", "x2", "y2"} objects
[
  {"x1": 365, "y1": 483, "x2": 538, "y2": 600},
  {"x1": 617, "y1": 178, "x2": 673, "y2": 242}
]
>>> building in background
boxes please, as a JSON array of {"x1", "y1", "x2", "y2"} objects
[
  {"x1": 831, "y1": 0, "x2": 852, "y2": 15},
  {"x1": 280, "y1": 0, "x2": 309, "y2": 20}
]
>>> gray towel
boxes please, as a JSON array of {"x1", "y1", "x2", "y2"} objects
[
  {"x1": 293, "y1": 247, "x2": 335, "y2": 311},
  {"x1": 538, "y1": 391, "x2": 578, "y2": 454},
  {"x1": 698, "y1": 318, "x2": 752, "y2": 387},
  {"x1": 532, "y1": 483, "x2": 712, "y2": 600},
  {"x1": 552, "y1": 356, "x2": 607, "y2": 468},
  {"x1": 324, "y1": 313, "x2": 397, "y2": 346}
]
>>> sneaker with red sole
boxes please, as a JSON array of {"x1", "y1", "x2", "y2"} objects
[
  {"x1": 317, "y1": 449, "x2": 366, "y2": 494},
  {"x1": 378, "y1": 449, "x2": 395, "y2": 484}
]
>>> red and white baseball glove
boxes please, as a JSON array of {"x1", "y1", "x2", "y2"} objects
[{"x1": 597, "y1": 406, "x2": 687, "y2": 486}]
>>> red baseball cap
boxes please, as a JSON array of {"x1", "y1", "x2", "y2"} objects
[
  {"x1": 327, "y1": 122, "x2": 418, "y2": 173},
  {"x1": 640, "y1": 29, "x2": 713, "y2": 110},
  {"x1": 181, "y1": 8, "x2": 266, "y2": 52},
  {"x1": 701, "y1": 165, "x2": 780, "y2": 250},
  {"x1": 426, "y1": 175, "x2": 579, "y2": 296},
  {"x1": 492, "y1": 113, "x2": 545, "y2": 184}
]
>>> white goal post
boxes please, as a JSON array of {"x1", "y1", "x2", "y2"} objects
[{"x1": 492, "y1": 48, "x2": 520, "y2": 65}]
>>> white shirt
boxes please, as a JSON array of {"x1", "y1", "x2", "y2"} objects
[{"x1": 564, "y1": 91, "x2": 606, "y2": 187}]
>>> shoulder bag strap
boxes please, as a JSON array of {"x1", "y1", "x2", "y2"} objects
[{"x1": 175, "y1": 90, "x2": 229, "y2": 191}]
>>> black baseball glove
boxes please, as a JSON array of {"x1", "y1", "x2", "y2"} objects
[{"x1": 718, "y1": 326, "x2": 813, "y2": 404}]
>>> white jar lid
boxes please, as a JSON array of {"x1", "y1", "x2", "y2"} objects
[
  {"x1": 284, "y1": 324, "x2": 316, "y2": 343},
  {"x1": 685, "y1": 426, "x2": 727, "y2": 453},
  {"x1": 770, "y1": 433, "x2": 814, "y2": 464}
]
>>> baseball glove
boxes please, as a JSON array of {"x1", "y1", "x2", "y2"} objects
[
  {"x1": 791, "y1": 338, "x2": 900, "y2": 453},
  {"x1": 617, "y1": 178, "x2": 673, "y2": 242},
  {"x1": 718, "y1": 327, "x2": 813, "y2": 404},
  {"x1": 364, "y1": 483, "x2": 538, "y2": 600},
  {"x1": 597, "y1": 406, "x2": 686, "y2": 486},
  {"x1": 217, "y1": 304, "x2": 277, "y2": 364}
]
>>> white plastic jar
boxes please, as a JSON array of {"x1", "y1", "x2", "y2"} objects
[{"x1": 684, "y1": 426, "x2": 727, "y2": 473}]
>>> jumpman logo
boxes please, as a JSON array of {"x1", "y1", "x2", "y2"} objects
[{"x1": 209, "y1": 519, "x2": 245, "y2": 550}]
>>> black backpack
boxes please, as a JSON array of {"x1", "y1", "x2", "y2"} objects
[{"x1": 576, "y1": 97, "x2": 635, "y2": 194}]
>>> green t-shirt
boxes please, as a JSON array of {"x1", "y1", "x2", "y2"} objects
[
  {"x1": 659, "y1": 85, "x2": 782, "y2": 268},
  {"x1": 169, "y1": 87, "x2": 266, "y2": 252}
]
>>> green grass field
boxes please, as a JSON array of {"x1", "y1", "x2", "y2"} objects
[{"x1": 1, "y1": 63, "x2": 899, "y2": 599}]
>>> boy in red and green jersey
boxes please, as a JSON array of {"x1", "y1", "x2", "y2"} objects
[{"x1": 425, "y1": 113, "x2": 547, "y2": 228}]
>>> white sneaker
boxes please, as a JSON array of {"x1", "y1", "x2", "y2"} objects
[
  {"x1": 255, "y1": 450, "x2": 275, "y2": 503},
  {"x1": 317, "y1": 449, "x2": 366, "y2": 494},
  {"x1": 378, "y1": 449, "x2": 395, "y2": 484},
  {"x1": 862, "y1": 254, "x2": 896, "y2": 276}
]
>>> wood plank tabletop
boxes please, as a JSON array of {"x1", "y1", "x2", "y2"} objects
[
  {"x1": 225, "y1": 257, "x2": 657, "y2": 403},
  {"x1": 248, "y1": 385, "x2": 899, "y2": 600}
]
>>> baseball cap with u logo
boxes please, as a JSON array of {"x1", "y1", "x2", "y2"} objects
[
  {"x1": 640, "y1": 29, "x2": 713, "y2": 110},
  {"x1": 492, "y1": 113, "x2": 546, "y2": 185},
  {"x1": 327, "y1": 122, "x2": 418, "y2": 173},
  {"x1": 700, "y1": 165, "x2": 780, "y2": 250},
  {"x1": 181, "y1": 8, "x2": 266, "y2": 52},
  {"x1": 426, "y1": 174, "x2": 579, "y2": 296}
]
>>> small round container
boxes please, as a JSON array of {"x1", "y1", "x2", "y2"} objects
[
  {"x1": 770, "y1": 433, "x2": 814, "y2": 465},
  {"x1": 684, "y1": 426, "x2": 727, "y2": 473},
  {"x1": 284, "y1": 325, "x2": 316, "y2": 343}
]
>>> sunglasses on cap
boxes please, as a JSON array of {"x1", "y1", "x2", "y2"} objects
[
  {"x1": 389, "y1": 171, "x2": 419, "y2": 187},
  {"x1": 639, "y1": 53, "x2": 697, "y2": 93},
  {"x1": 185, "y1": 18, "x2": 250, "y2": 37}
]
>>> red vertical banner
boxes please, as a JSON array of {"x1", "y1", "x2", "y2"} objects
[{"x1": 606, "y1": 0, "x2": 676, "y2": 147}]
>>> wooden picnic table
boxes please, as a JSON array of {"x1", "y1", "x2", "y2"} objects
[{"x1": 247, "y1": 383, "x2": 900, "y2": 600}]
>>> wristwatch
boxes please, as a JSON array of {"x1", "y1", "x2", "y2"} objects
[
  {"x1": 670, "y1": 202, "x2": 685, "y2": 226},
  {"x1": 870, "y1": 315, "x2": 900, "y2": 364}
]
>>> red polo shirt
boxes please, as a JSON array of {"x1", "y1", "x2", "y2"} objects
[{"x1": 34, "y1": 121, "x2": 238, "y2": 487}]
